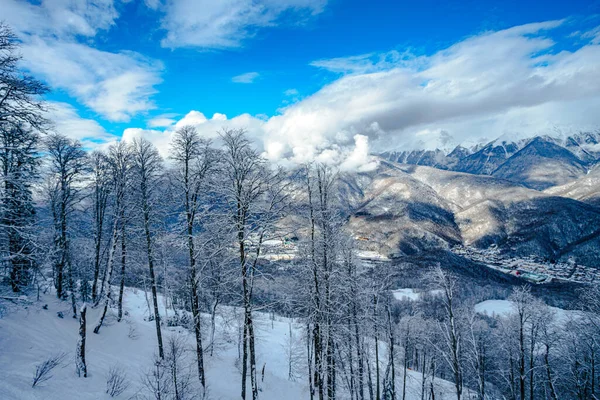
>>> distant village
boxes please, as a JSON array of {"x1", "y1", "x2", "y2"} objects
[
  {"x1": 257, "y1": 236, "x2": 600, "y2": 284},
  {"x1": 451, "y1": 245, "x2": 600, "y2": 284}
]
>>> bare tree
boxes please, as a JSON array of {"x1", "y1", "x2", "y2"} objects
[
  {"x1": 509, "y1": 286, "x2": 535, "y2": 400},
  {"x1": 105, "y1": 365, "x2": 129, "y2": 397},
  {"x1": 131, "y1": 137, "x2": 165, "y2": 359},
  {"x1": 108, "y1": 142, "x2": 133, "y2": 323},
  {"x1": 429, "y1": 266, "x2": 463, "y2": 400},
  {"x1": 90, "y1": 151, "x2": 111, "y2": 304},
  {"x1": 31, "y1": 352, "x2": 66, "y2": 387},
  {"x1": 0, "y1": 25, "x2": 48, "y2": 293},
  {"x1": 464, "y1": 307, "x2": 491, "y2": 400},
  {"x1": 0, "y1": 124, "x2": 38, "y2": 292},
  {"x1": 0, "y1": 22, "x2": 49, "y2": 131},
  {"x1": 94, "y1": 141, "x2": 130, "y2": 334},
  {"x1": 219, "y1": 128, "x2": 289, "y2": 400},
  {"x1": 45, "y1": 133, "x2": 87, "y2": 318},
  {"x1": 170, "y1": 125, "x2": 215, "y2": 388}
]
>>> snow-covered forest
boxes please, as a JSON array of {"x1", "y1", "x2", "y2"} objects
[{"x1": 2, "y1": 18, "x2": 600, "y2": 400}]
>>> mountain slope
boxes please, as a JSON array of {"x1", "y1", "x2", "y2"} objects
[
  {"x1": 453, "y1": 139, "x2": 522, "y2": 175},
  {"x1": 492, "y1": 137, "x2": 587, "y2": 190},
  {"x1": 372, "y1": 161, "x2": 600, "y2": 266},
  {"x1": 339, "y1": 164, "x2": 462, "y2": 255},
  {"x1": 545, "y1": 163, "x2": 600, "y2": 207},
  {"x1": 0, "y1": 288, "x2": 468, "y2": 400}
]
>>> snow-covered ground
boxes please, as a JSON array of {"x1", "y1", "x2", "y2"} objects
[
  {"x1": 474, "y1": 299, "x2": 578, "y2": 322},
  {"x1": 392, "y1": 288, "x2": 442, "y2": 301},
  {"x1": 474, "y1": 300, "x2": 515, "y2": 316},
  {"x1": 0, "y1": 286, "x2": 466, "y2": 399}
]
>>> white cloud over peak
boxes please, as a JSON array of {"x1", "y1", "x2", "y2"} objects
[
  {"x1": 156, "y1": 0, "x2": 327, "y2": 49},
  {"x1": 232, "y1": 72, "x2": 260, "y2": 83},
  {"x1": 262, "y1": 19, "x2": 600, "y2": 157}
]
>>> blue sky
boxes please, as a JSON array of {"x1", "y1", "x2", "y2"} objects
[{"x1": 3, "y1": 0, "x2": 600, "y2": 168}]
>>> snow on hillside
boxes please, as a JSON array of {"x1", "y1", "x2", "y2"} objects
[
  {"x1": 392, "y1": 288, "x2": 442, "y2": 301},
  {"x1": 0, "y1": 287, "x2": 465, "y2": 400},
  {"x1": 0, "y1": 288, "x2": 307, "y2": 400},
  {"x1": 474, "y1": 299, "x2": 577, "y2": 322}
]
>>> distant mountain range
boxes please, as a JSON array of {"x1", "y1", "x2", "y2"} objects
[
  {"x1": 380, "y1": 131, "x2": 600, "y2": 190},
  {"x1": 336, "y1": 131, "x2": 600, "y2": 268}
]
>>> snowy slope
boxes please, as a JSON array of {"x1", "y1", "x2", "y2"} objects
[
  {"x1": 0, "y1": 288, "x2": 465, "y2": 400},
  {"x1": 475, "y1": 299, "x2": 578, "y2": 323},
  {"x1": 0, "y1": 289, "x2": 308, "y2": 400}
]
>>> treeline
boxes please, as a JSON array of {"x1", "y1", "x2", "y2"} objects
[{"x1": 2, "y1": 21, "x2": 599, "y2": 400}]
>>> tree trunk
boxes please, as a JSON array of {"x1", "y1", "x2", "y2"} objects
[
  {"x1": 519, "y1": 317, "x2": 526, "y2": 400},
  {"x1": 91, "y1": 181, "x2": 106, "y2": 304},
  {"x1": 76, "y1": 303, "x2": 87, "y2": 377},
  {"x1": 529, "y1": 324, "x2": 535, "y2": 400},
  {"x1": 248, "y1": 314, "x2": 259, "y2": 400},
  {"x1": 117, "y1": 219, "x2": 126, "y2": 322},
  {"x1": 307, "y1": 323, "x2": 315, "y2": 400},
  {"x1": 210, "y1": 299, "x2": 219, "y2": 356},
  {"x1": 356, "y1": 314, "x2": 365, "y2": 400},
  {"x1": 387, "y1": 306, "x2": 395, "y2": 400},
  {"x1": 374, "y1": 295, "x2": 380, "y2": 400},
  {"x1": 544, "y1": 344, "x2": 558, "y2": 400},
  {"x1": 93, "y1": 220, "x2": 119, "y2": 334},
  {"x1": 242, "y1": 307, "x2": 249, "y2": 400},
  {"x1": 189, "y1": 238, "x2": 205, "y2": 387}
]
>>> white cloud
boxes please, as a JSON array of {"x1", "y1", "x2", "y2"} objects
[
  {"x1": 1, "y1": 0, "x2": 118, "y2": 38},
  {"x1": 232, "y1": 72, "x2": 260, "y2": 83},
  {"x1": 132, "y1": 110, "x2": 266, "y2": 158},
  {"x1": 4, "y1": 0, "x2": 163, "y2": 122},
  {"x1": 147, "y1": 113, "x2": 179, "y2": 128},
  {"x1": 261, "y1": 20, "x2": 600, "y2": 157},
  {"x1": 284, "y1": 88, "x2": 299, "y2": 96},
  {"x1": 156, "y1": 0, "x2": 327, "y2": 49},
  {"x1": 44, "y1": 101, "x2": 117, "y2": 148},
  {"x1": 125, "y1": 19, "x2": 600, "y2": 171},
  {"x1": 581, "y1": 26, "x2": 600, "y2": 44},
  {"x1": 20, "y1": 39, "x2": 163, "y2": 122},
  {"x1": 122, "y1": 127, "x2": 173, "y2": 158},
  {"x1": 340, "y1": 135, "x2": 378, "y2": 171},
  {"x1": 310, "y1": 50, "x2": 416, "y2": 74}
]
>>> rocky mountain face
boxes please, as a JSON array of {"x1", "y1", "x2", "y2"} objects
[{"x1": 355, "y1": 132, "x2": 600, "y2": 267}]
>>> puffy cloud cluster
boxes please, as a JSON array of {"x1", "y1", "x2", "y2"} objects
[{"x1": 123, "y1": 110, "x2": 267, "y2": 158}]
